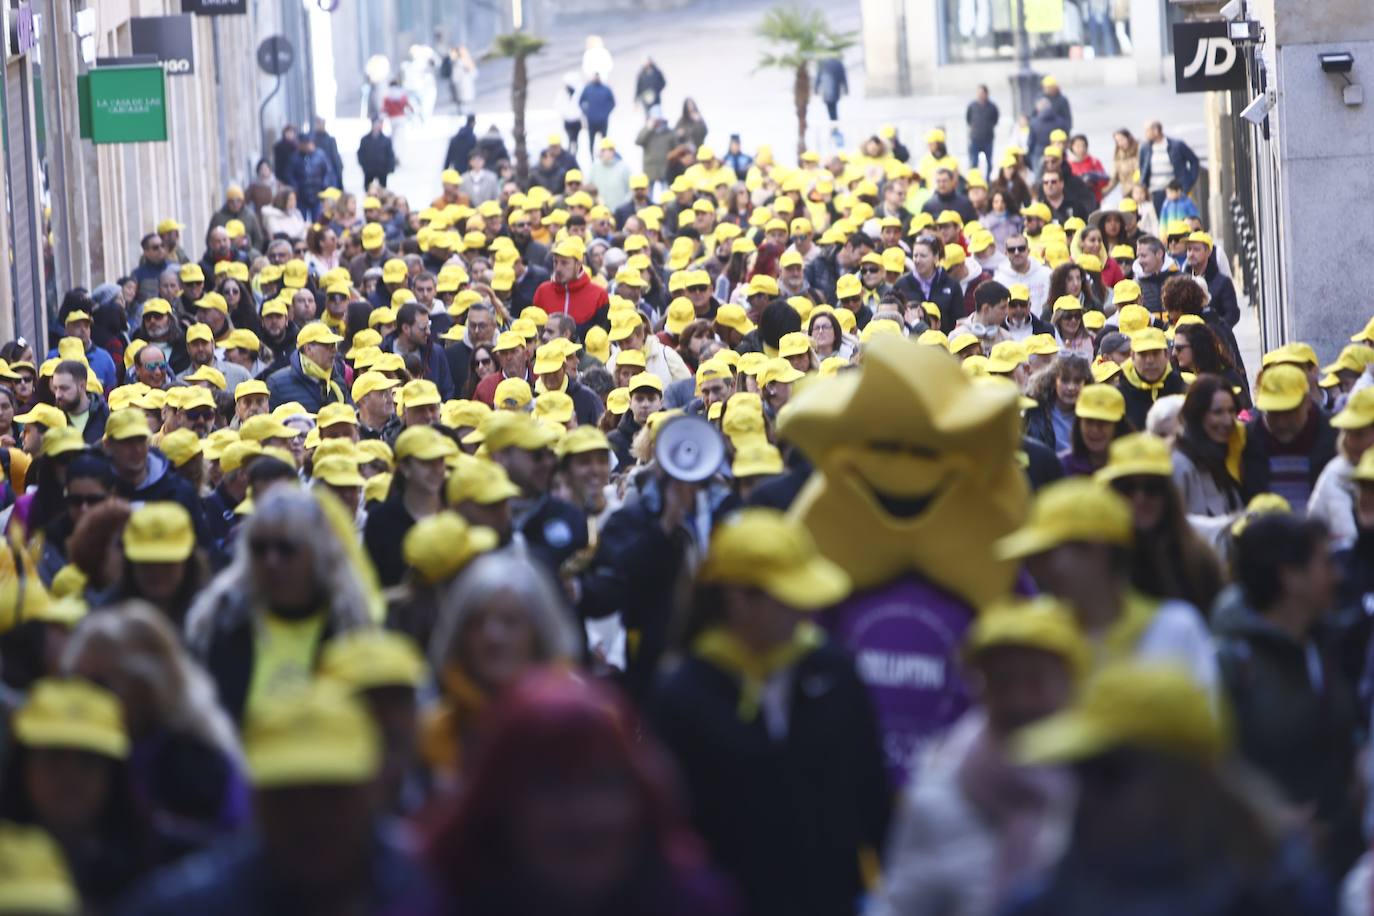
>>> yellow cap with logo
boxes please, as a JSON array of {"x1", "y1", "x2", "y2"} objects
[{"x1": 14, "y1": 678, "x2": 129, "y2": 759}]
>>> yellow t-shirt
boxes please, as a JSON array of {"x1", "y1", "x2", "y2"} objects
[{"x1": 246, "y1": 612, "x2": 326, "y2": 716}]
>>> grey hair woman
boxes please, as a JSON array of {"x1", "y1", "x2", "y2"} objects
[
  {"x1": 420, "y1": 552, "x2": 581, "y2": 784},
  {"x1": 185, "y1": 486, "x2": 377, "y2": 724}
]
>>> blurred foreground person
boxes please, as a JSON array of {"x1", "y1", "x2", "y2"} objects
[
  {"x1": 1003, "y1": 662, "x2": 1335, "y2": 915},
  {"x1": 423, "y1": 671, "x2": 740, "y2": 916},
  {"x1": 649, "y1": 509, "x2": 889, "y2": 916},
  {"x1": 115, "y1": 683, "x2": 435, "y2": 914},
  {"x1": 875, "y1": 597, "x2": 1086, "y2": 916}
]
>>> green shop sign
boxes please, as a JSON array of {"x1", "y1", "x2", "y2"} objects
[{"x1": 77, "y1": 66, "x2": 168, "y2": 144}]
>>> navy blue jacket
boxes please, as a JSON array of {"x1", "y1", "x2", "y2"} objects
[
  {"x1": 265, "y1": 350, "x2": 349, "y2": 413},
  {"x1": 579, "y1": 81, "x2": 616, "y2": 125},
  {"x1": 1139, "y1": 136, "x2": 1201, "y2": 194}
]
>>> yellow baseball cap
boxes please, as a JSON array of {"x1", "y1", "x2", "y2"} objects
[
  {"x1": 14, "y1": 403, "x2": 67, "y2": 429},
  {"x1": 441, "y1": 399, "x2": 491, "y2": 431},
  {"x1": 123, "y1": 502, "x2": 195, "y2": 562},
  {"x1": 1016, "y1": 662, "x2": 1227, "y2": 766},
  {"x1": 351, "y1": 371, "x2": 399, "y2": 402},
  {"x1": 1254, "y1": 364, "x2": 1308, "y2": 413},
  {"x1": 158, "y1": 429, "x2": 203, "y2": 469},
  {"x1": 0, "y1": 822, "x2": 79, "y2": 915},
  {"x1": 996, "y1": 477, "x2": 1133, "y2": 559},
  {"x1": 281, "y1": 260, "x2": 309, "y2": 290},
  {"x1": 401, "y1": 512, "x2": 500, "y2": 586},
  {"x1": 494, "y1": 377, "x2": 533, "y2": 410},
  {"x1": 38, "y1": 428, "x2": 83, "y2": 461},
  {"x1": 239, "y1": 414, "x2": 297, "y2": 442},
  {"x1": 185, "y1": 365, "x2": 226, "y2": 391},
  {"x1": 1096, "y1": 432, "x2": 1173, "y2": 483},
  {"x1": 1331, "y1": 387, "x2": 1374, "y2": 430},
  {"x1": 311, "y1": 455, "x2": 367, "y2": 489},
  {"x1": 178, "y1": 262, "x2": 204, "y2": 284},
  {"x1": 394, "y1": 425, "x2": 458, "y2": 462},
  {"x1": 319, "y1": 630, "x2": 427, "y2": 692},
  {"x1": 220, "y1": 441, "x2": 264, "y2": 473},
  {"x1": 1075, "y1": 383, "x2": 1126, "y2": 423},
  {"x1": 698, "y1": 509, "x2": 850, "y2": 610},
  {"x1": 104, "y1": 407, "x2": 152, "y2": 441},
  {"x1": 472, "y1": 410, "x2": 559, "y2": 451},
  {"x1": 1130, "y1": 326, "x2": 1168, "y2": 353},
  {"x1": 244, "y1": 683, "x2": 380, "y2": 788},
  {"x1": 555, "y1": 425, "x2": 611, "y2": 459},
  {"x1": 399, "y1": 379, "x2": 443, "y2": 410},
  {"x1": 14, "y1": 678, "x2": 129, "y2": 759},
  {"x1": 297, "y1": 323, "x2": 344, "y2": 346},
  {"x1": 316, "y1": 402, "x2": 358, "y2": 429},
  {"x1": 714, "y1": 304, "x2": 756, "y2": 335},
  {"x1": 446, "y1": 454, "x2": 520, "y2": 504},
  {"x1": 732, "y1": 441, "x2": 784, "y2": 478},
  {"x1": 965, "y1": 595, "x2": 1090, "y2": 678},
  {"x1": 361, "y1": 223, "x2": 386, "y2": 250}
]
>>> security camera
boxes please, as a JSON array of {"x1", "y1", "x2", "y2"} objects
[
  {"x1": 1320, "y1": 52, "x2": 1354, "y2": 74},
  {"x1": 1219, "y1": 0, "x2": 1244, "y2": 21},
  {"x1": 1239, "y1": 93, "x2": 1272, "y2": 126}
]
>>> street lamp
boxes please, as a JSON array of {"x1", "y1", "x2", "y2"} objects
[{"x1": 1008, "y1": 0, "x2": 1039, "y2": 120}]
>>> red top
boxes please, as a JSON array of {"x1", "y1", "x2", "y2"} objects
[{"x1": 531, "y1": 273, "x2": 610, "y2": 328}]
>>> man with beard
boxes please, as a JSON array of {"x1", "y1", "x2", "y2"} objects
[
  {"x1": 385, "y1": 302, "x2": 454, "y2": 399},
  {"x1": 137, "y1": 299, "x2": 190, "y2": 373},
  {"x1": 51, "y1": 360, "x2": 108, "y2": 443},
  {"x1": 198, "y1": 225, "x2": 237, "y2": 279},
  {"x1": 132, "y1": 232, "x2": 174, "y2": 301},
  {"x1": 256, "y1": 299, "x2": 298, "y2": 379},
  {"x1": 181, "y1": 324, "x2": 251, "y2": 393}
]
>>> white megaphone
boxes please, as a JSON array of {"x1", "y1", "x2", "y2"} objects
[{"x1": 654, "y1": 415, "x2": 725, "y2": 483}]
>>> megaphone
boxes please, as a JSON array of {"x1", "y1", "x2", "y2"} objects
[{"x1": 654, "y1": 415, "x2": 725, "y2": 483}]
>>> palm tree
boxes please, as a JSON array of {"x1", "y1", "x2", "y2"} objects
[
  {"x1": 756, "y1": 6, "x2": 855, "y2": 160},
  {"x1": 487, "y1": 32, "x2": 547, "y2": 181}
]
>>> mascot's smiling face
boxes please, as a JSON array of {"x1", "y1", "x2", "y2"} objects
[{"x1": 779, "y1": 336, "x2": 1029, "y2": 606}]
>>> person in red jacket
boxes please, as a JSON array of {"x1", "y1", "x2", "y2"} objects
[
  {"x1": 1067, "y1": 134, "x2": 1109, "y2": 205},
  {"x1": 531, "y1": 236, "x2": 610, "y2": 339}
]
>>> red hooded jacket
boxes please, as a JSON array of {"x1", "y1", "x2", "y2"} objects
[{"x1": 532, "y1": 272, "x2": 610, "y2": 330}]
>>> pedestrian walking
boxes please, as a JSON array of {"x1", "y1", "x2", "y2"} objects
[
  {"x1": 579, "y1": 73, "x2": 616, "y2": 160},
  {"x1": 966, "y1": 83, "x2": 999, "y2": 175},
  {"x1": 357, "y1": 117, "x2": 397, "y2": 190},
  {"x1": 815, "y1": 55, "x2": 848, "y2": 146}
]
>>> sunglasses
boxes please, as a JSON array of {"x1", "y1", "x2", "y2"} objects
[
  {"x1": 687, "y1": 284, "x2": 709, "y2": 293},
  {"x1": 1006, "y1": 245, "x2": 1028, "y2": 254},
  {"x1": 250, "y1": 537, "x2": 300, "y2": 559},
  {"x1": 185, "y1": 408, "x2": 215, "y2": 422},
  {"x1": 66, "y1": 493, "x2": 106, "y2": 508},
  {"x1": 141, "y1": 361, "x2": 170, "y2": 373},
  {"x1": 861, "y1": 265, "x2": 881, "y2": 273},
  {"x1": 1113, "y1": 477, "x2": 1166, "y2": 497},
  {"x1": 475, "y1": 356, "x2": 494, "y2": 366}
]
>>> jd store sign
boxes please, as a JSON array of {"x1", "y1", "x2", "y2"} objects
[
  {"x1": 1173, "y1": 21, "x2": 1247, "y2": 93},
  {"x1": 77, "y1": 66, "x2": 169, "y2": 144}
]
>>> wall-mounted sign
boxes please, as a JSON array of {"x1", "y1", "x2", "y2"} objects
[
  {"x1": 182, "y1": 0, "x2": 247, "y2": 14},
  {"x1": 131, "y1": 14, "x2": 195, "y2": 76},
  {"x1": 1173, "y1": 21, "x2": 1247, "y2": 93},
  {"x1": 78, "y1": 66, "x2": 169, "y2": 144},
  {"x1": 256, "y1": 35, "x2": 295, "y2": 76}
]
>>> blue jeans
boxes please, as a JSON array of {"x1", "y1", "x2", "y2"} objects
[{"x1": 969, "y1": 141, "x2": 993, "y2": 177}]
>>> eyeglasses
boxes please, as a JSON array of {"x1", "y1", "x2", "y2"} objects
[
  {"x1": 65, "y1": 493, "x2": 106, "y2": 508},
  {"x1": 475, "y1": 357, "x2": 494, "y2": 366},
  {"x1": 1005, "y1": 245, "x2": 1028, "y2": 254},
  {"x1": 141, "y1": 361, "x2": 170, "y2": 373},
  {"x1": 249, "y1": 537, "x2": 300, "y2": 559},
  {"x1": 185, "y1": 407, "x2": 215, "y2": 422},
  {"x1": 861, "y1": 265, "x2": 881, "y2": 273},
  {"x1": 687, "y1": 285, "x2": 709, "y2": 293}
]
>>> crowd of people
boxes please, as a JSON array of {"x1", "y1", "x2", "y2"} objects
[{"x1": 2, "y1": 62, "x2": 1374, "y2": 916}]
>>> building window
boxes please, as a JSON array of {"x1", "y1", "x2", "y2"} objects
[{"x1": 942, "y1": 0, "x2": 1135, "y2": 64}]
